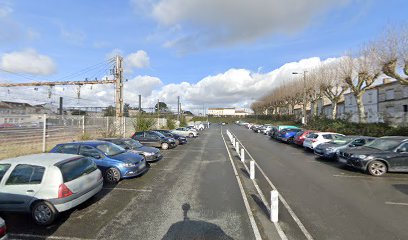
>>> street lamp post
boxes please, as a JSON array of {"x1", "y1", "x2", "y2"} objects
[{"x1": 292, "y1": 71, "x2": 308, "y2": 125}]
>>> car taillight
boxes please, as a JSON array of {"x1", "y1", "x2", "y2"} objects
[
  {"x1": 311, "y1": 139, "x2": 318, "y2": 142},
  {"x1": 0, "y1": 225, "x2": 6, "y2": 237},
  {"x1": 58, "y1": 184, "x2": 73, "y2": 198}
]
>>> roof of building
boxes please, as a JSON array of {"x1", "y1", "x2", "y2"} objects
[
  {"x1": 208, "y1": 107, "x2": 235, "y2": 110},
  {"x1": 1, "y1": 153, "x2": 81, "y2": 166}
]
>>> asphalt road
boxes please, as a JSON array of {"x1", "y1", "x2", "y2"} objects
[
  {"x1": 1, "y1": 126, "x2": 257, "y2": 240},
  {"x1": 229, "y1": 124, "x2": 408, "y2": 240}
]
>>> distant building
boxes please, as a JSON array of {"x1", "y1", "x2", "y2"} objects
[
  {"x1": 344, "y1": 88, "x2": 379, "y2": 123},
  {"x1": 0, "y1": 101, "x2": 52, "y2": 125},
  {"x1": 208, "y1": 107, "x2": 249, "y2": 117},
  {"x1": 376, "y1": 79, "x2": 408, "y2": 125}
]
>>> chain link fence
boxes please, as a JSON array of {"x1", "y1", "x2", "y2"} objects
[{"x1": 0, "y1": 114, "x2": 168, "y2": 160}]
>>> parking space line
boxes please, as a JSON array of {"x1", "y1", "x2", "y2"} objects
[
  {"x1": 333, "y1": 174, "x2": 408, "y2": 180},
  {"x1": 9, "y1": 233, "x2": 95, "y2": 240},
  {"x1": 385, "y1": 201, "x2": 408, "y2": 206},
  {"x1": 221, "y1": 128, "x2": 262, "y2": 240},
  {"x1": 229, "y1": 129, "x2": 315, "y2": 240},
  {"x1": 149, "y1": 167, "x2": 173, "y2": 171},
  {"x1": 103, "y1": 187, "x2": 153, "y2": 192}
]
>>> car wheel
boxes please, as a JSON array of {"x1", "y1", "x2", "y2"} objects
[
  {"x1": 367, "y1": 161, "x2": 387, "y2": 176},
  {"x1": 189, "y1": 133, "x2": 194, "y2": 138},
  {"x1": 105, "y1": 167, "x2": 121, "y2": 183},
  {"x1": 32, "y1": 201, "x2": 57, "y2": 226},
  {"x1": 161, "y1": 142, "x2": 169, "y2": 150}
]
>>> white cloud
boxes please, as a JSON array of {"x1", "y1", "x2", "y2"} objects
[
  {"x1": 149, "y1": 57, "x2": 336, "y2": 109},
  {"x1": 136, "y1": 0, "x2": 352, "y2": 52},
  {"x1": 0, "y1": 3, "x2": 40, "y2": 43},
  {"x1": 60, "y1": 26, "x2": 86, "y2": 46},
  {"x1": 0, "y1": 56, "x2": 340, "y2": 112},
  {"x1": 0, "y1": 5, "x2": 12, "y2": 18},
  {"x1": 0, "y1": 49, "x2": 57, "y2": 75},
  {"x1": 125, "y1": 50, "x2": 150, "y2": 69}
]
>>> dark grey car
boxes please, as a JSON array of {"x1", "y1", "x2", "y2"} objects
[
  {"x1": 338, "y1": 136, "x2": 408, "y2": 176},
  {"x1": 314, "y1": 136, "x2": 376, "y2": 160},
  {"x1": 99, "y1": 138, "x2": 162, "y2": 162}
]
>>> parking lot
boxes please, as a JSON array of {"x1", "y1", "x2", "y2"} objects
[
  {"x1": 1, "y1": 126, "x2": 259, "y2": 240},
  {"x1": 229, "y1": 124, "x2": 408, "y2": 240},
  {"x1": 2, "y1": 124, "x2": 408, "y2": 240}
]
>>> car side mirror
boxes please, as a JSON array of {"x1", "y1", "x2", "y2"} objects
[
  {"x1": 124, "y1": 146, "x2": 130, "y2": 150},
  {"x1": 397, "y1": 148, "x2": 407, "y2": 153},
  {"x1": 349, "y1": 144, "x2": 356, "y2": 147}
]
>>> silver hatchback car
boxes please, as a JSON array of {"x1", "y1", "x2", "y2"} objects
[{"x1": 0, "y1": 153, "x2": 103, "y2": 225}]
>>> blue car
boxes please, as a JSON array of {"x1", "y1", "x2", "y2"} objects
[
  {"x1": 50, "y1": 141, "x2": 148, "y2": 183},
  {"x1": 278, "y1": 128, "x2": 302, "y2": 143}
]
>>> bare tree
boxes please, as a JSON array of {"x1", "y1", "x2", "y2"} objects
[
  {"x1": 339, "y1": 45, "x2": 382, "y2": 123},
  {"x1": 376, "y1": 26, "x2": 408, "y2": 84},
  {"x1": 319, "y1": 62, "x2": 349, "y2": 119},
  {"x1": 305, "y1": 70, "x2": 324, "y2": 117}
]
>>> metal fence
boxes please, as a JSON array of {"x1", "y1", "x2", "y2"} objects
[{"x1": 0, "y1": 115, "x2": 168, "y2": 160}]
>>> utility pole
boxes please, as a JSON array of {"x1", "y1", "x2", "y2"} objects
[
  {"x1": 157, "y1": 99, "x2": 160, "y2": 128},
  {"x1": 138, "y1": 95, "x2": 142, "y2": 114},
  {"x1": 115, "y1": 55, "x2": 124, "y2": 119},
  {"x1": 292, "y1": 71, "x2": 308, "y2": 125},
  {"x1": 59, "y1": 97, "x2": 63, "y2": 115},
  {"x1": 177, "y1": 96, "x2": 180, "y2": 122}
]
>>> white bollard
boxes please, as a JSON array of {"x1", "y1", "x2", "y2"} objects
[
  {"x1": 236, "y1": 142, "x2": 240, "y2": 153},
  {"x1": 232, "y1": 137, "x2": 235, "y2": 146},
  {"x1": 250, "y1": 160, "x2": 255, "y2": 179},
  {"x1": 241, "y1": 148, "x2": 245, "y2": 162},
  {"x1": 270, "y1": 190, "x2": 279, "y2": 223}
]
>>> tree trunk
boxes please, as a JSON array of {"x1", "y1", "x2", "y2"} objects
[
  {"x1": 312, "y1": 101, "x2": 318, "y2": 117},
  {"x1": 331, "y1": 101, "x2": 337, "y2": 119},
  {"x1": 356, "y1": 93, "x2": 366, "y2": 123}
]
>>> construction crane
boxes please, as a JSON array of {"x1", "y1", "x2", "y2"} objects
[{"x1": 0, "y1": 55, "x2": 124, "y2": 120}]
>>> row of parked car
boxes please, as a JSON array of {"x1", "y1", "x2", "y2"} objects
[
  {"x1": 237, "y1": 122, "x2": 408, "y2": 177},
  {"x1": 0, "y1": 126, "x2": 202, "y2": 228}
]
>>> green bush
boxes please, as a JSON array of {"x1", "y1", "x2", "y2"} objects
[
  {"x1": 179, "y1": 115, "x2": 187, "y2": 127},
  {"x1": 133, "y1": 116, "x2": 156, "y2": 132},
  {"x1": 166, "y1": 116, "x2": 176, "y2": 130},
  {"x1": 306, "y1": 117, "x2": 408, "y2": 137}
]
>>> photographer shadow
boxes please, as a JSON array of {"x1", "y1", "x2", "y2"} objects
[{"x1": 162, "y1": 203, "x2": 234, "y2": 240}]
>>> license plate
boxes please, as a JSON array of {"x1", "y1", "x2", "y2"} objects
[
  {"x1": 338, "y1": 158, "x2": 347, "y2": 164},
  {"x1": 139, "y1": 163, "x2": 146, "y2": 169}
]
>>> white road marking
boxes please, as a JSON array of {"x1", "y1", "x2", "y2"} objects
[
  {"x1": 229, "y1": 129, "x2": 315, "y2": 240},
  {"x1": 103, "y1": 187, "x2": 152, "y2": 192},
  {"x1": 149, "y1": 167, "x2": 173, "y2": 171},
  {"x1": 9, "y1": 233, "x2": 95, "y2": 240},
  {"x1": 385, "y1": 201, "x2": 408, "y2": 206},
  {"x1": 221, "y1": 129, "x2": 263, "y2": 240}
]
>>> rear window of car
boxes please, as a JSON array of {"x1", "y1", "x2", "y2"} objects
[
  {"x1": 308, "y1": 133, "x2": 318, "y2": 139},
  {"x1": 6, "y1": 164, "x2": 45, "y2": 185},
  {"x1": 57, "y1": 157, "x2": 98, "y2": 182},
  {"x1": 323, "y1": 134, "x2": 333, "y2": 139},
  {"x1": 0, "y1": 164, "x2": 11, "y2": 182},
  {"x1": 55, "y1": 144, "x2": 79, "y2": 154}
]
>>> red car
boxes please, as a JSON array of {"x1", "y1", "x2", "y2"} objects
[{"x1": 294, "y1": 130, "x2": 318, "y2": 146}]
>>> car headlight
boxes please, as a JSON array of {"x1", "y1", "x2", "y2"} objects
[
  {"x1": 353, "y1": 155, "x2": 374, "y2": 160},
  {"x1": 123, "y1": 162, "x2": 136, "y2": 167},
  {"x1": 326, "y1": 147, "x2": 338, "y2": 153},
  {"x1": 144, "y1": 152, "x2": 154, "y2": 156}
]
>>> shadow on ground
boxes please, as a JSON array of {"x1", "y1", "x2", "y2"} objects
[{"x1": 162, "y1": 203, "x2": 234, "y2": 240}]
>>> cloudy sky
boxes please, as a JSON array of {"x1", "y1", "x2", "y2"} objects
[{"x1": 0, "y1": 0, "x2": 406, "y2": 113}]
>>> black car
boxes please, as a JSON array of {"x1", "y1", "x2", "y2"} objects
[
  {"x1": 153, "y1": 130, "x2": 188, "y2": 145},
  {"x1": 99, "y1": 138, "x2": 162, "y2": 162},
  {"x1": 338, "y1": 136, "x2": 408, "y2": 176},
  {"x1": 131, "y1": 131, "x2": 177, "y2": 150},
  {"x1": 314, "y1": 136, "x2": 376, "y2": 160}
]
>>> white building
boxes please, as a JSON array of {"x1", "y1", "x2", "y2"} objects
[
  {"x1": 344, "y1": 88, "x2": 379, "y2": 123},
  {"x1": 208, "y1": 108, "x2": 248, "y2": 117}
]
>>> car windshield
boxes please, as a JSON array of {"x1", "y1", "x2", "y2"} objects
[
  {"x1": 331, "y1": 137, "x2": 354, "y2": 145},
  {"x1": 365, "y1": 139, "x2": 402, "y2": 151},
  {"x1": 123, "y1": 139, "x2": 143, "y2": 148},
  {"x1": 96, "y1": 143, "x2": 126, "y2": 156}
]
